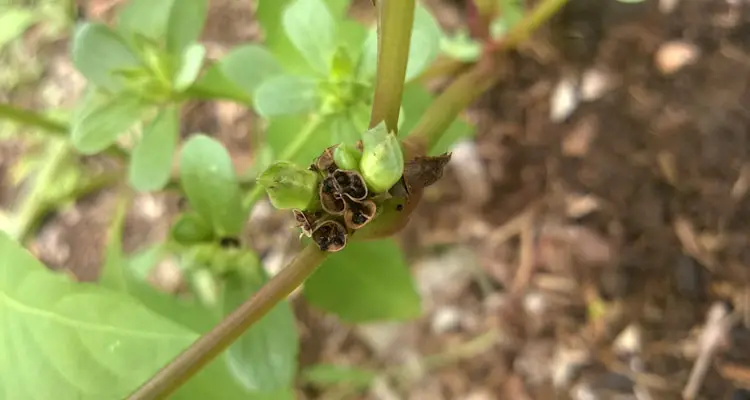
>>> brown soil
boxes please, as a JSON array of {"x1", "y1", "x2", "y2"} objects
[
  {"x1": 4, "y1": 0, "x2": 750, "y2": 399},
  {"x1": 399, "y1": 0, "x2": 750, "y2": 398}
]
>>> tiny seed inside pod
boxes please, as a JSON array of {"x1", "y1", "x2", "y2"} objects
[
  {"x1": 343, "y1": 197, "x2": 376, "y2": 230},
  {"x1": 312, "y1": 220, "x2": 347, "y2": 252}
]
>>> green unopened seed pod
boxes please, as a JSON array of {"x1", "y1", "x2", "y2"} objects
[
  {"x1": 359, "y1": 121, "x2": 404, "y2": 193},
  {"x1": 333, "y1": 143, "x2": 362, "y2": 171},
  {"x1": 171, "y1": 212, "x2": 214, "y2": 245},
  {"x1": 257, "y1": 161, "x2": 321, "y2": 210}
]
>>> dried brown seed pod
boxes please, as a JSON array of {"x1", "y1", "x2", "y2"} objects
[
  {"x1": 343, "y1": 197, "x2": 377, "y2": 230},
  {"x1": 293, "y1": 209, "x2": 322, "y2": 237},
  {"x1": 319, "y1": 176, "x2": 346, "y2": 215},
  {"x1": 332, "y1": 170, "x2": 368, "y2": 200},
  {"x1": 313, "y1": 145, "x2": 338, "y2": 174},
  {"x1": 403, "y1": 153, "x2": 452, "y2": 192},
  {"x1": 312, "y1": 220, "x2": 347, "y2": 252}
]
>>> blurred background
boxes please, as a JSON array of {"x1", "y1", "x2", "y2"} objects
[{"x1": 2, "y1": 0, "x2": 750, "y2": 399}]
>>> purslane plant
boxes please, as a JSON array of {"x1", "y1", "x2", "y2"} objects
[{"x1": 0, "y1": 0, "x2": 568, "y2": 399}]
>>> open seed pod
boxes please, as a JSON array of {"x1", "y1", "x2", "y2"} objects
[
  {"x1": 313, "y1": 145, "x2": 338, "y2": 174},
  {"x1": 332, "y1": 170, "x2": 368, "y2": 201},
  {"x1": 293, "y1": 209, "x2": 321, "y2": 237},
  {"x1": 319, "y1": 176, "x2": 346, "y2": 215},
  {"x1": 343, "y1": 196, "x2": 377, "y2": 230},
  {"x1": 312, "y1": 220, "x2": 347, "y2": 252}
]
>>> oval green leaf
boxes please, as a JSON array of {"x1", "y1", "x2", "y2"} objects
[
  {"x1": 218, "y1": 45, "x2": 283, "y2": 97},
  {"x1": 358, "y1": 5, "x2": 441, "y2": 82},
  {"x1": 303, "y1": 239, "x2": 421, "y2": 323},
  {"x1": 171, "y1": 212, "x2": 215, "y2": 245},
  {"x1": 166, "y1": 0, "x2": 208, "y2": 55},
  {"x1": 117, "y1": 0, "x2": 208, "y2": 56},
  {"x1": 253, "y1": 75, "x2": 320, "y2": 118},
  {"x1": 128, "y1": 106, "x2": 179, "y2": 192},
  {"x1": 0, "y1": 232, "x2": 196, "y2": 399},
  {"x1": 282, "y1": 0, "x2": 336, "y2": 74},
  {"x1": 173, "y1": 43, "x2": 207, "y2": 92},
  {"x1": 179, "y1": 134, "x2": 245, "y2": 237},
  {"x1": 71, "y1": 22, "x2": 142, "y2": 91},
  {"x1": 71, "y1": 89, "x2": 147, "y2": 155}
]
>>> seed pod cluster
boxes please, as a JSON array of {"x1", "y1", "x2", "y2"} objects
[
  {"x1": 294, "y1": 144, "x2": 382, "y2": 253},
  {"x1": 257, "y1": 123, "x2": 453, "y2": 253}
]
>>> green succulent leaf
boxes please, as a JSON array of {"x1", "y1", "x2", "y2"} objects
[
  {"x1": 71, "y1": 22, "x2": 142, "y2": 92},
  {"x1": 304, "y1": 239, "x2": 421, "y2": 322},
  {"x1": 282, "y1": 0, "x2": 336, "y2": 74},
  {"x1": 171, "y1": 212, "x2": 215, "y2": 245},
  {"x1": 75, "y1": 212, "x2": 256, "y2": 399},
  {"x1": 117, "y1": 0, "x2": 173, "y2": 42},
  {"x1": 222, "y1": 262, "x2": 299, "y2": 394},
  {"x1": 359, "y1": 121, "x2": 404, "y2": 194},
  {"x1": 173, "y1": 43, "x2": 206, "y2": 92},
  {"x1": 333, "y1": 143, "x2": 361, "y2": 171},
  {"x1": 188, "y1": 62, "x2": 252, "y2": 104},
  {"x1": 358, "y1": 5, "x2": 442, "y2": 81},
  {"x1": 71, "y1": 89, "x2": 147, "y2": 155},
  {"x1": 218, "y1": 45, "x2": 283, "y2": 97},
  {"x1": 330, "y1": 112, "x2": 361, "y2": 146},
  {"x1": 404, "y1": 5, "x2": 442, "y2": 81},
  {"x1": 265, "y1": 115, "x2": 331, "y2": 166},
  {"x1": 257, "y1": 161, "x2": 321, "y2": 210},
  {"x1": 0, "y1": 231, "x2": 196, "y2": 399},
  {"x1": 128, "y1": 105, "x2": 179, "y2": 192},
  {"x1": 117, "y1": 0, "x2": 208, "y2": 56},
  {"x1": 166, "y1": 0, "x2": 209, "y2": 55},
  {"x1": 179, "y1": 134, "x2": 245, "y2": 237},
  {"x1": 253, "y1": 75, "x2": 320, "y2": 118}
]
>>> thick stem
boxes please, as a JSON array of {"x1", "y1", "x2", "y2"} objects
[
  {"x1": 502, "y1": 0, "x2": 568, "y2": 49},
  {"x1": 0, "y1": 103, "x2": 68, "y2": 135},
  {"x1": 127, "y1": 244, "x2": 329, "y2": 400},
  {"x1": 0, "y1": 102, "x2": 130, "y2": 159},
  {"x1": 9, "y1": 141, "x2": 70, "y2": 241},
  {"x1": 405, "y1": 59, "x2": 499, "y2": 153},
  {"x1": 9, "y1": 142, "x2": 120, "y2": 242},
  {"x1": 368, "y1": 0, "x2": 415, "y2": 132}
]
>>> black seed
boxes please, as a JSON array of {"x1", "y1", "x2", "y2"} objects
[
  {"x1": 219, "y1": 237, "x2": 241, "y2": 248},
  {"x1": 396, "y1": 204, "x2": 404, "y2": 211},
  {"x1": 353, "y1": 213, "x2": 366, "y2": 224}
]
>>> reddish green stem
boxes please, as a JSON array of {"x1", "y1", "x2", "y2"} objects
[{"x1": 127, "y1": 245, "x2": 328, "y2": 400}]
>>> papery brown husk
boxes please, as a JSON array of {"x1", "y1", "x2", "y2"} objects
[
  {"x1": 403, "y1": 152, "x2": 452, "y2": 193},
  {"x1": 343, "y1": 196, "x2": 377, "y2": 230},
  {"x1": 293, "y1": 209, "x2": 323, "y2": 237},
  {"x1": 333, "y1": 170, "x2": 369, "y2": 200},
  {"x1": 311, "y1": 220, "x2": 347, "y2": 252},
  {"x1": 313, "y1": 145, "x2": 338, "y2": 173}
]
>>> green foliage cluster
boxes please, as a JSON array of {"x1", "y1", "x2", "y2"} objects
[{"x1": 0, "y1": 0, "x2": 508, "y2": 398}]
